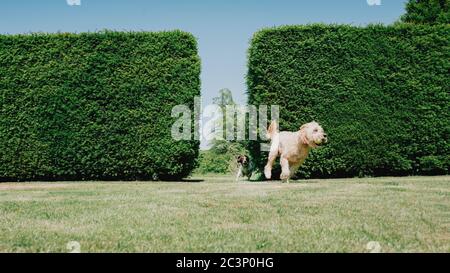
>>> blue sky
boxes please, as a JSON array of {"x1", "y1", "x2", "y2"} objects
[{"x1": 0, "y1": 0, "x2": 408, "y2": 147}]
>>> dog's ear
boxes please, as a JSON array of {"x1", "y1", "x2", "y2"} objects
[
  {"x1": 299, "y1": 124, "x2": 309, "y2": 145},
  {"x1": 266, "y1": 120, "x2": 278, "y2": 140}
]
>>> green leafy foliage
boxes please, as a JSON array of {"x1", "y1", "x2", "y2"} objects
[
  {"x1": 195, "y1": 142, "x2": 248, "y2": 175},
  {"x1": 247, "y1": 24, "x2": 449, "y2": 178},
  {"x1": 401, "y1": 0, "x2": 450, "y2": 25},
  {"x1": 195, "y1": 88, "x2": 248, "y2": 175},
  {"x1": 0, "y1": 31, "x2": 200, "y2": 181}
]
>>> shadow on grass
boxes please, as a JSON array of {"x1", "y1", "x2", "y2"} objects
[
  {"x1": 0, "y1": 179, "x2": 205, "y2": 183},
  {"x1": 165, "y1": 179, "x2": 204, "y2": 183}
]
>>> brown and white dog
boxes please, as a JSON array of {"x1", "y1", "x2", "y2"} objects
[
  {"x1": 236, "y1": 155, "x2": 252, "y2": 181},
  {"x1": 264, "y1": 121, "x2": 327, "y2": 183}
]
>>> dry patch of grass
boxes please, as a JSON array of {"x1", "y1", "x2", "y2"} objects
[{"x1": 0, "y1": 183, "x2": 72, "y2": 191}]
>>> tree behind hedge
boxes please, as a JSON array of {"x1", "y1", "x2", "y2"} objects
[
  {"x1": 401, "y1": 0, "x2": 450, "y2": 24},
  {"x1": 195, "y1": 89, "x2": 248, "y2": 175}
]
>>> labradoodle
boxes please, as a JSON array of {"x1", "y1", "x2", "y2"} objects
[{"x1": 264, "y1": 121, "x2": 327, "y2": 183}]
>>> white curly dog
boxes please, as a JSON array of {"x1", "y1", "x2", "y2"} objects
[{"x1": 264, "y1": 120, "x2": 327, "y2": 183}]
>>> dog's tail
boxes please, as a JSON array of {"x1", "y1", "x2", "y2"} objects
[{"x1": 266, "y1": 120, "x2": 279, "y2": 140}]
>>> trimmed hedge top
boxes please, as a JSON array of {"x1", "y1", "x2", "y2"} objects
[
  {"x1": 0, "y1": 31, "x2": 200, "y2": 181},
  {"x1": 247, "y1": 24, "x2": 449, "y2": 178}
]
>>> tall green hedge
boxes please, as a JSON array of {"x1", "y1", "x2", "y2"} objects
[
  {"x1": 247, "y1": 24, "x2": 449, "y2": 178},
  {"x1": 0, "y1": 31, "x2": 200, "y2": 181}
]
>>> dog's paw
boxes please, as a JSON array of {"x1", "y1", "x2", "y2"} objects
[
  {"x1": 264, "y1": 168, "x2": 272, "y2": 180},
  {"x1": 280, "y1": 172, "x2": 290, "y2": 180}
]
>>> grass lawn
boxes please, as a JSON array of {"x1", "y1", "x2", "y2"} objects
[{"x1": 0, "y1": 175, "x2": 449, "y2": 253}]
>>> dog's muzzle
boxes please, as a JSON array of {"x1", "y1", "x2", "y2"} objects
[{"x1": 315, "y1": 136, "x2": 328, "y2": 146}]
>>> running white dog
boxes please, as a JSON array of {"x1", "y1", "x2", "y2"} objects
[{"x1": 264, "y1": 121, "x2": 327, "y2": 182}]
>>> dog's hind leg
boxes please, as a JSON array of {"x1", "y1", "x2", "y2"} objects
[
  {"x1": 287, "y1": 163, "x2": 302, "y2": 183},
  {"x1": 280, "y1": 156, "x2": 291, "y2": 183},
  {"x1": 264, "y1": 133, "x2": 279, "y2": 180},
  {"x1": 264, "y1": 152, "x2": 277, "y2": 180}
]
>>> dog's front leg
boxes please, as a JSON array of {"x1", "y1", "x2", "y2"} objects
[
  {"x1": 236, "y1": 166, "x2": 242, "y2": 182},
  {"x1": 280, "y1": 157, "x2": 290, "y2": 183}
]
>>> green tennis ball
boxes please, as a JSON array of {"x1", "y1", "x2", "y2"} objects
[{"x1": 314, "y1": 139, "x2": 322, "y2": 145}]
